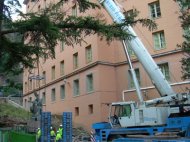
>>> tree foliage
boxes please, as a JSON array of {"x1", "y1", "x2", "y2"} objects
[
  {"x1": 0, "y1": 0, "x2": 156, "y2": 74},
  {"x1": 175, "y1": 0, "x2": 190, "y2": 80}
]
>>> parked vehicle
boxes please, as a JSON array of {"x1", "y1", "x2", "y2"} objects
[{"x1": 92, "y1": 0, "x2": 190, "y2": 141}]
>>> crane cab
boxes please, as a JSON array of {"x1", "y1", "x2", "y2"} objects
[{"x1": 109, "y1": 101, "x2": 170, "y2": 128}]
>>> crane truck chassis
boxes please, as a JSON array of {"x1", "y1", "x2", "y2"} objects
[{"x1": 92, "y1": 0, "x2": 190, "y2": 141}]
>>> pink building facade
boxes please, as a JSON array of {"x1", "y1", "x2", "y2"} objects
[{"x1": 23, "y1": 0, "x2": 189, "y2": 130}]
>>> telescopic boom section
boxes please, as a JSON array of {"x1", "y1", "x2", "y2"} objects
[{"x1": 99, "y1": 0, "x2": 175, "y2": 97}]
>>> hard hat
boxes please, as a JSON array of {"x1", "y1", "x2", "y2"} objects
[
  {"x1": 60, "y1": 124, "x2": 62, "y2": 127},
  {"x1": 37, "y1": 128, "x2": 40, "y2": 130},
  {"x1": 50, "y1": 126, "x2": 53, "y2": 129}
]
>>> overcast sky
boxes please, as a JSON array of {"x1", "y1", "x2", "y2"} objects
[
  {"x1": 19, "y1": 0, "x2": 26, "y2": 13},
  {"x1": 12, "y1": 0, "x2": 26, "y2": 20}
]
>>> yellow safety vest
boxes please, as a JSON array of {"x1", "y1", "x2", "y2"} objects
[
  {"x1": 37, "y1": 129, "x2": 41, "y2": 139},
  {"x1": 58, "y1": 128, "x2": 63, "y2": 136},
  {"x1": 50, "y1": 130, "x2": 56, "y2": 137},
  {"x1": 56, "y1": 133, "x2": 62, "y2": 141}
]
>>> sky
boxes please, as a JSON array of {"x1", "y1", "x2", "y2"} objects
[
  {"x1": 13, "y1": 0, "x2": 26, "y2": 20},
  {"x1": 19, "y1": 0, "x2": 26, "y2": 13}
]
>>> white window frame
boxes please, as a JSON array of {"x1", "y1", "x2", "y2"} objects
[
  {"x1": 86, "y1": 45, "x2": 92, "y2": 63},
  {"x1": 72, "y1": 5, "x2": 77, "y2": 16},
  {"x1": 158, "y1": 63, "x2": 170, "y2": 81},
  {"x1": 149, "y1": 1, "x2": 161, "y2": 19},
  {"x1": 73, "y1": 79, "x2": 80, "y2": 96},
  {"x1": 73, "y1": 53, "x2": 79, "y2": 69},
  {"x1": 51, "y1": 88, "x2": 56, "y2": 102},
  {"x1": 60, "y1": 84, "x2": 65, "y2": 100},
  {"x1": 86, "y1": 73, "x2": 94, "y2": 93},
  {"x1": 25, "y1": 82, "x2": 27, "y2": 93},
  {"x1": 51, "y1": 66, "x2": 55, "y2": 80},
  {"x1": 60, "y1": 60, "x2": 64, "y2": 76},
  {"x1": 42, "y1": 71, "x2": 46, "y2": 85},
  {"x1": 153, "y1": 31, "x2": 166, "y2": 50},
  {"x1": 42, "y1": 92, "x2": 46, "y2": 104}
]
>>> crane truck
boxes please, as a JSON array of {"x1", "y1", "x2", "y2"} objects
[{"x1": 92, "y1": 0, "x2": 190, "y2": 141}]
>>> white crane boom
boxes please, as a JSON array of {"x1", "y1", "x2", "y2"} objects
[{"x1": 99, "y1": 0, "x2": 175, "y2": 97}]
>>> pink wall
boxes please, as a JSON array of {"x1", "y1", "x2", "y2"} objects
[{"x1": 23, "y1": 0, "x2": 188, "y2": 131}]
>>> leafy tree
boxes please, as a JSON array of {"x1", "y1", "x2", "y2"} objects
[
  {"x1": 175, "y1": 0, "x2": 190, "y2": 79},
  {"x1": 0, "y1": 0, "x2": 156, "y2": 74}
]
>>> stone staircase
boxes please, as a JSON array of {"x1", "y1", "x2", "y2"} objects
[{"x1": 0, "y1": 96, "x2": 26, "y2": 110}]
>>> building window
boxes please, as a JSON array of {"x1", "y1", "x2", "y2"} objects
[
  {"x1": 73, "y1": 79, "x2": 80, "y2": 96},
  {"x1": 60, "y1": 60, "x2": 64, "y2": 76},
  {"x1": 33, "y1": 80, "x2": 35, "y2": 90},
  {"x1": 187, "y1": 59, "x2": 190, "y2": 73},
  {"x1": 36, "y1": 80, "x2": 40, "y2": 88},
  {"x1": 177, "y1": 0, "x2": 189, "y2": 9},
  {"x1": 60, "y1": 61, "x2": 65, "y2": 75},
  {"x1": 75, "y1": 107, "x2": 79, "y2": 116},
  {"x1": 60, "y1": 41, "x2": 64, "y2": 51},
  {"x1": 60, "y1": 85, "x2": 65, "y2": 100},
  {"x1": 127, "y1": 43, "x2": 136, "y2": 57},
  {"x1": 42, "y1": 71, "x2": 46, "y2": 85},
  {"x1": 86, "y1": 45, "x2": 92, "y2": 63},
  {"x1": 86, "y1": 74, "x2": 94, "y2": 93},
  {"x1": 124, "y1": 9, "x2": 136, "y2": 21},
  {"x1": 44, "y1": 0, "x2": 47, "y2": 8},
  {"x1": 128, "y1": 68, "x2": 141, "y2": 89},
  {"x1": 72, "y1": 5, "x2": 77, "y2": 16},
  {"x1": 51, "y1": 66, "x2": 55, "y2": 80},
  {"x1": 24, "y1": 99, "x2": 27, "y2": 108},
  {"x1": 42, "y1": 92, "x2": 46, "y2": 104},
  {"x1": 158, "y1": 63, "x2": 170, "y2": 81},
  {"x1": 73, "y1": 53, "x2": 79, "y2": 69},
  {"x1": 124, "y1": 9, "x2": 134, "y2": 17},
  {"x1": 153, "y1": 31, "x2": 166, "y2": 50},
  {"x1": 25, "y1": 82, "x2": 27, "y2": 93},
  {"x1": 38, "y1": 5, "x2": 41, "y2": 10},
  {"x1": 88, "y1": 104, "x2": 93, "y2": 114},
  {"x1": 29, "y1": 97, "x2": 32, "y2": 108},
  {"x1": 29, "y1": 79, "x2": 32, "y2": 90},
  {"x1": 51, "y1": 88, "x2": 56, "y2": 102},
  {"x1": 149, "y1": 1, "x2": 161, "y2": 19}
]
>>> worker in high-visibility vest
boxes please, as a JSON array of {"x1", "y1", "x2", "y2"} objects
[
  {"x1": 36, "y1": 128, "x2": 41, "y2": 142},
  {"x1": 56, "y1": 130, "x2": 62, "y2": 142},
  {"x1": 50, "y1": 126, "x2": 56, "y2": 142},
  {"x1": 58, "y1": 124, "x2": 63, "y2": 137}
]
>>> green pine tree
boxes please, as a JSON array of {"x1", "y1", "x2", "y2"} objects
[
  {"x1": 0, "y1": 0, "x2": 156, "y2": 73},
  {"x1": 175, "y1": 0, "x2": 190, "y2": 79}
]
